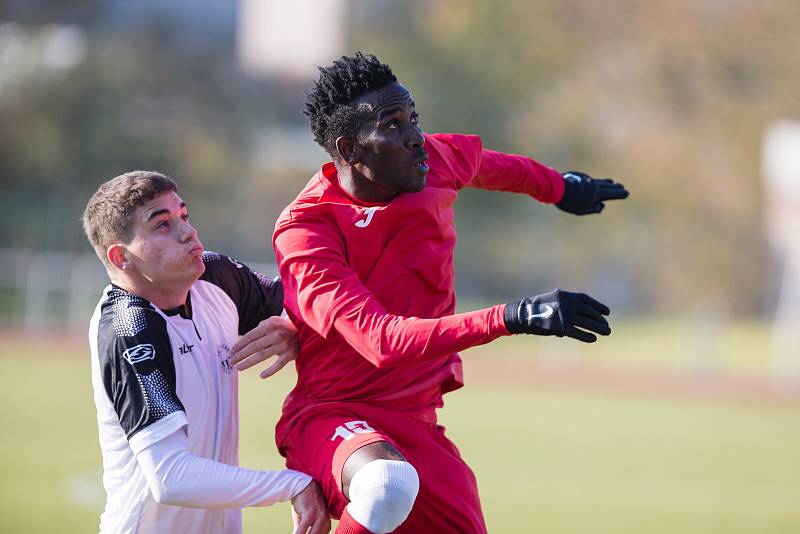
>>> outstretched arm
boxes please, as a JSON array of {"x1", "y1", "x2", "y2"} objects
[
  {"x1": 136, "y1": 428, "x2": 316, "y2": 509},
  {"x1": 427, "y1": 133, "x2": 565, "y2": 202},
  {"x1": 281, "y1": 251, "x2": 509, "y2": 369},
  {"x1": 467, "y1": 149, "x2": 564, "y2": 204},
  {"x1": 276, "y1": 222, "x2": 612, "y2": 370},
  {"x1": 471, "y1": 151, "x2": 629, "y2": 213},
  {"x1": 276, "y1": 219, "x2": 509, "y2": 369},
  {"x1": 467, "y1": 147, "x2": 566, "y2": 203},
  {"x1": 431, "y1": 134, "x2": 628, "y2": 212}
]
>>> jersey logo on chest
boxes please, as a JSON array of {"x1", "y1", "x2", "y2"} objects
[
  {"x1": 217, "y1": 344, "x2": 233, "y2": 375},
  {"x1": 354, "y1": 206, "x2": 381, "y2": 228}
]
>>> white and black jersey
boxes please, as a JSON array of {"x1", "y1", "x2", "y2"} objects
[{"x1": 88, "y1": 252, "x2": 306, "y2": 534}]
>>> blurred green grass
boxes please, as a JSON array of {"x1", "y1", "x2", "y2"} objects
[
  {"x1": 457, "y1": 317, "x2": 774, "y2": 374},
  {"x1": 1, "y1": 323, "x2": 797, "y2": 534}
]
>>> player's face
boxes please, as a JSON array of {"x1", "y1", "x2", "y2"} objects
[
  {"x1": 352, "y1": 82, "x2": 429, "y2": 194},
  {"x1": 124, "y1": 192, "x2": 205, "y2": 286}
]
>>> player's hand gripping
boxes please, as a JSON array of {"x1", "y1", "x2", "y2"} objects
[
  {"x1": 556, "y1": 171, "x2": 629, "y2": 215},
  {"x1": 504, "y1": 289, "x2": 612, "y2": 343},
  {"x1": 229, "y1": 316, "x2": 299, "y2": 379},
  {"x1": 290, "y1": 480, "x2": 330, "y2": 534}
]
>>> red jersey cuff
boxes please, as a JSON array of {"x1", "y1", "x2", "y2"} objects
[{"x1": 491, "y1": 303, "x2": 511, "y2": 336}]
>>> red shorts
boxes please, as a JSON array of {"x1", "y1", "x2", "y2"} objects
[{"x1": 280, "y1": 403, "x2": 487, "y2": 534}]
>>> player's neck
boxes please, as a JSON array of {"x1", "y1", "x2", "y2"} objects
[
  {"x1": 111, "y1": 273, "x2": 193, "y2": 311},
  {"x1": 336, "y1": 164, "x2": 397, "y2": 203}
]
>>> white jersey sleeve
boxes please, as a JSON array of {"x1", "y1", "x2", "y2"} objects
[{"x1": 136, "y1": 428, "x2": 312, "y2": 508}]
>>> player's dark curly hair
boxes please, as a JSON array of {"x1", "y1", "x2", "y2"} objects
[{"x1": 304, "y1": 52, "x2": 397, "y2": 159}]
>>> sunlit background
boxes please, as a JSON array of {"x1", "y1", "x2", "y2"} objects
[{"x1": 1, "y1": 1, "x2": 799, "y2": 533}]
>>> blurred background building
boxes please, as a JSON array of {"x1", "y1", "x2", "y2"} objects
[{"x1": 238, "y1": 0, "x2": 346, "y2": 80}]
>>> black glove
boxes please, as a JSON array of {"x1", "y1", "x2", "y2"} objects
[
  {"x1": 557, "y1": 171, "x2": 629, "y2": 215},
  {"x1": 504, "y1": 289, "x2": 612, "y2": 343}
]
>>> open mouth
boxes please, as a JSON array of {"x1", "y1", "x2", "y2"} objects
[{"x1": 415, "y1": 154, "x2": 429, "y2": 173}]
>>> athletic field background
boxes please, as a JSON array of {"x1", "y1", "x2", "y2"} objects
[{"x1": 1, "y1": 321, "x2": 798, "y2": 534}]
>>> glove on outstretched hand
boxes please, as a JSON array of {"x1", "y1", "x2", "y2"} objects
[
  {"x1": 504, "y1": 289, "x2": 611, "y2": 343},
  {"x1": 557, "y1": 171, "x2": 629, "y2": 215}
]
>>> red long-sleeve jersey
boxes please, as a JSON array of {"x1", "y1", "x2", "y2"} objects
[{"x1": 273, "y1": 133, "x2": 564, "y2": 438}]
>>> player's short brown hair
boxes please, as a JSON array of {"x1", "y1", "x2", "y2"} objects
[{"x1": 82, "y1": 170, "x2": 177, "y2": 266}]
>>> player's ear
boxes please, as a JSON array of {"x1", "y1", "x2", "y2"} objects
[
  {"x1": 107, "y1": 243, "x2": 130, "y2": 271},
  {"x1": 336, "y1": 136, "x2": 358, "y2": 165}
]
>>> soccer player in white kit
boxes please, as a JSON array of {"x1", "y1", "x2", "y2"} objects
[{"x1": 82, "y1": 171, "x2": 329, "y2": 534}]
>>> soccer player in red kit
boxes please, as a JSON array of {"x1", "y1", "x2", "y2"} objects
[{"x1": 269, "y1": 53, "x2": 628, "y2": 534}]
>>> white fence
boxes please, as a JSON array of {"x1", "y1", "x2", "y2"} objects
[{"x1": 0, "y1": 248, "x2": 275, "y2": 333}]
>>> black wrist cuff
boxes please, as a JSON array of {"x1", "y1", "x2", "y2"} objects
[
  {"x1": 557, "y1": 174, "x2": 582, "y2": 211},
  {"x1": 504, "y1": 300, "x2": 525, "y2": 334}
]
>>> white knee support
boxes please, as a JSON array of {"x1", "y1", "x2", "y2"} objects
[{"x1": 345, "y1": 459, "x2": 420, "y2": 534}]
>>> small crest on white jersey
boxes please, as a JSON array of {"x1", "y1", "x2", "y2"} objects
[
  {"x1": 122, "y1": 344, "x2": 156, "y2": 365},
  {"x1": 217, "y1": 344, "x2": 233, "y2": 375}
]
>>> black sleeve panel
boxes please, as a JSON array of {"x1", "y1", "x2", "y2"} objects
[
  {"x1": 199, "y1": 251, "x2": 283, "y2": 334},
  {"x1": 97, "y1": 290, "x2": 184, "y2": 440}
]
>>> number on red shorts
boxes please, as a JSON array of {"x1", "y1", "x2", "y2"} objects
[{"x1": 330, "y1": 420, "x2": 377, "y2": 442}]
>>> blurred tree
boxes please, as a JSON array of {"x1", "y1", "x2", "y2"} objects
[
  {"x1": 0, "y1": 12, "x2": 302, "y2": 259},
  {"x1": 1, "y1": 0, "x2": 798, "y2": 316},
  {"x1": 349, "y1": 0, "x2": 800, "y2": 315}
]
